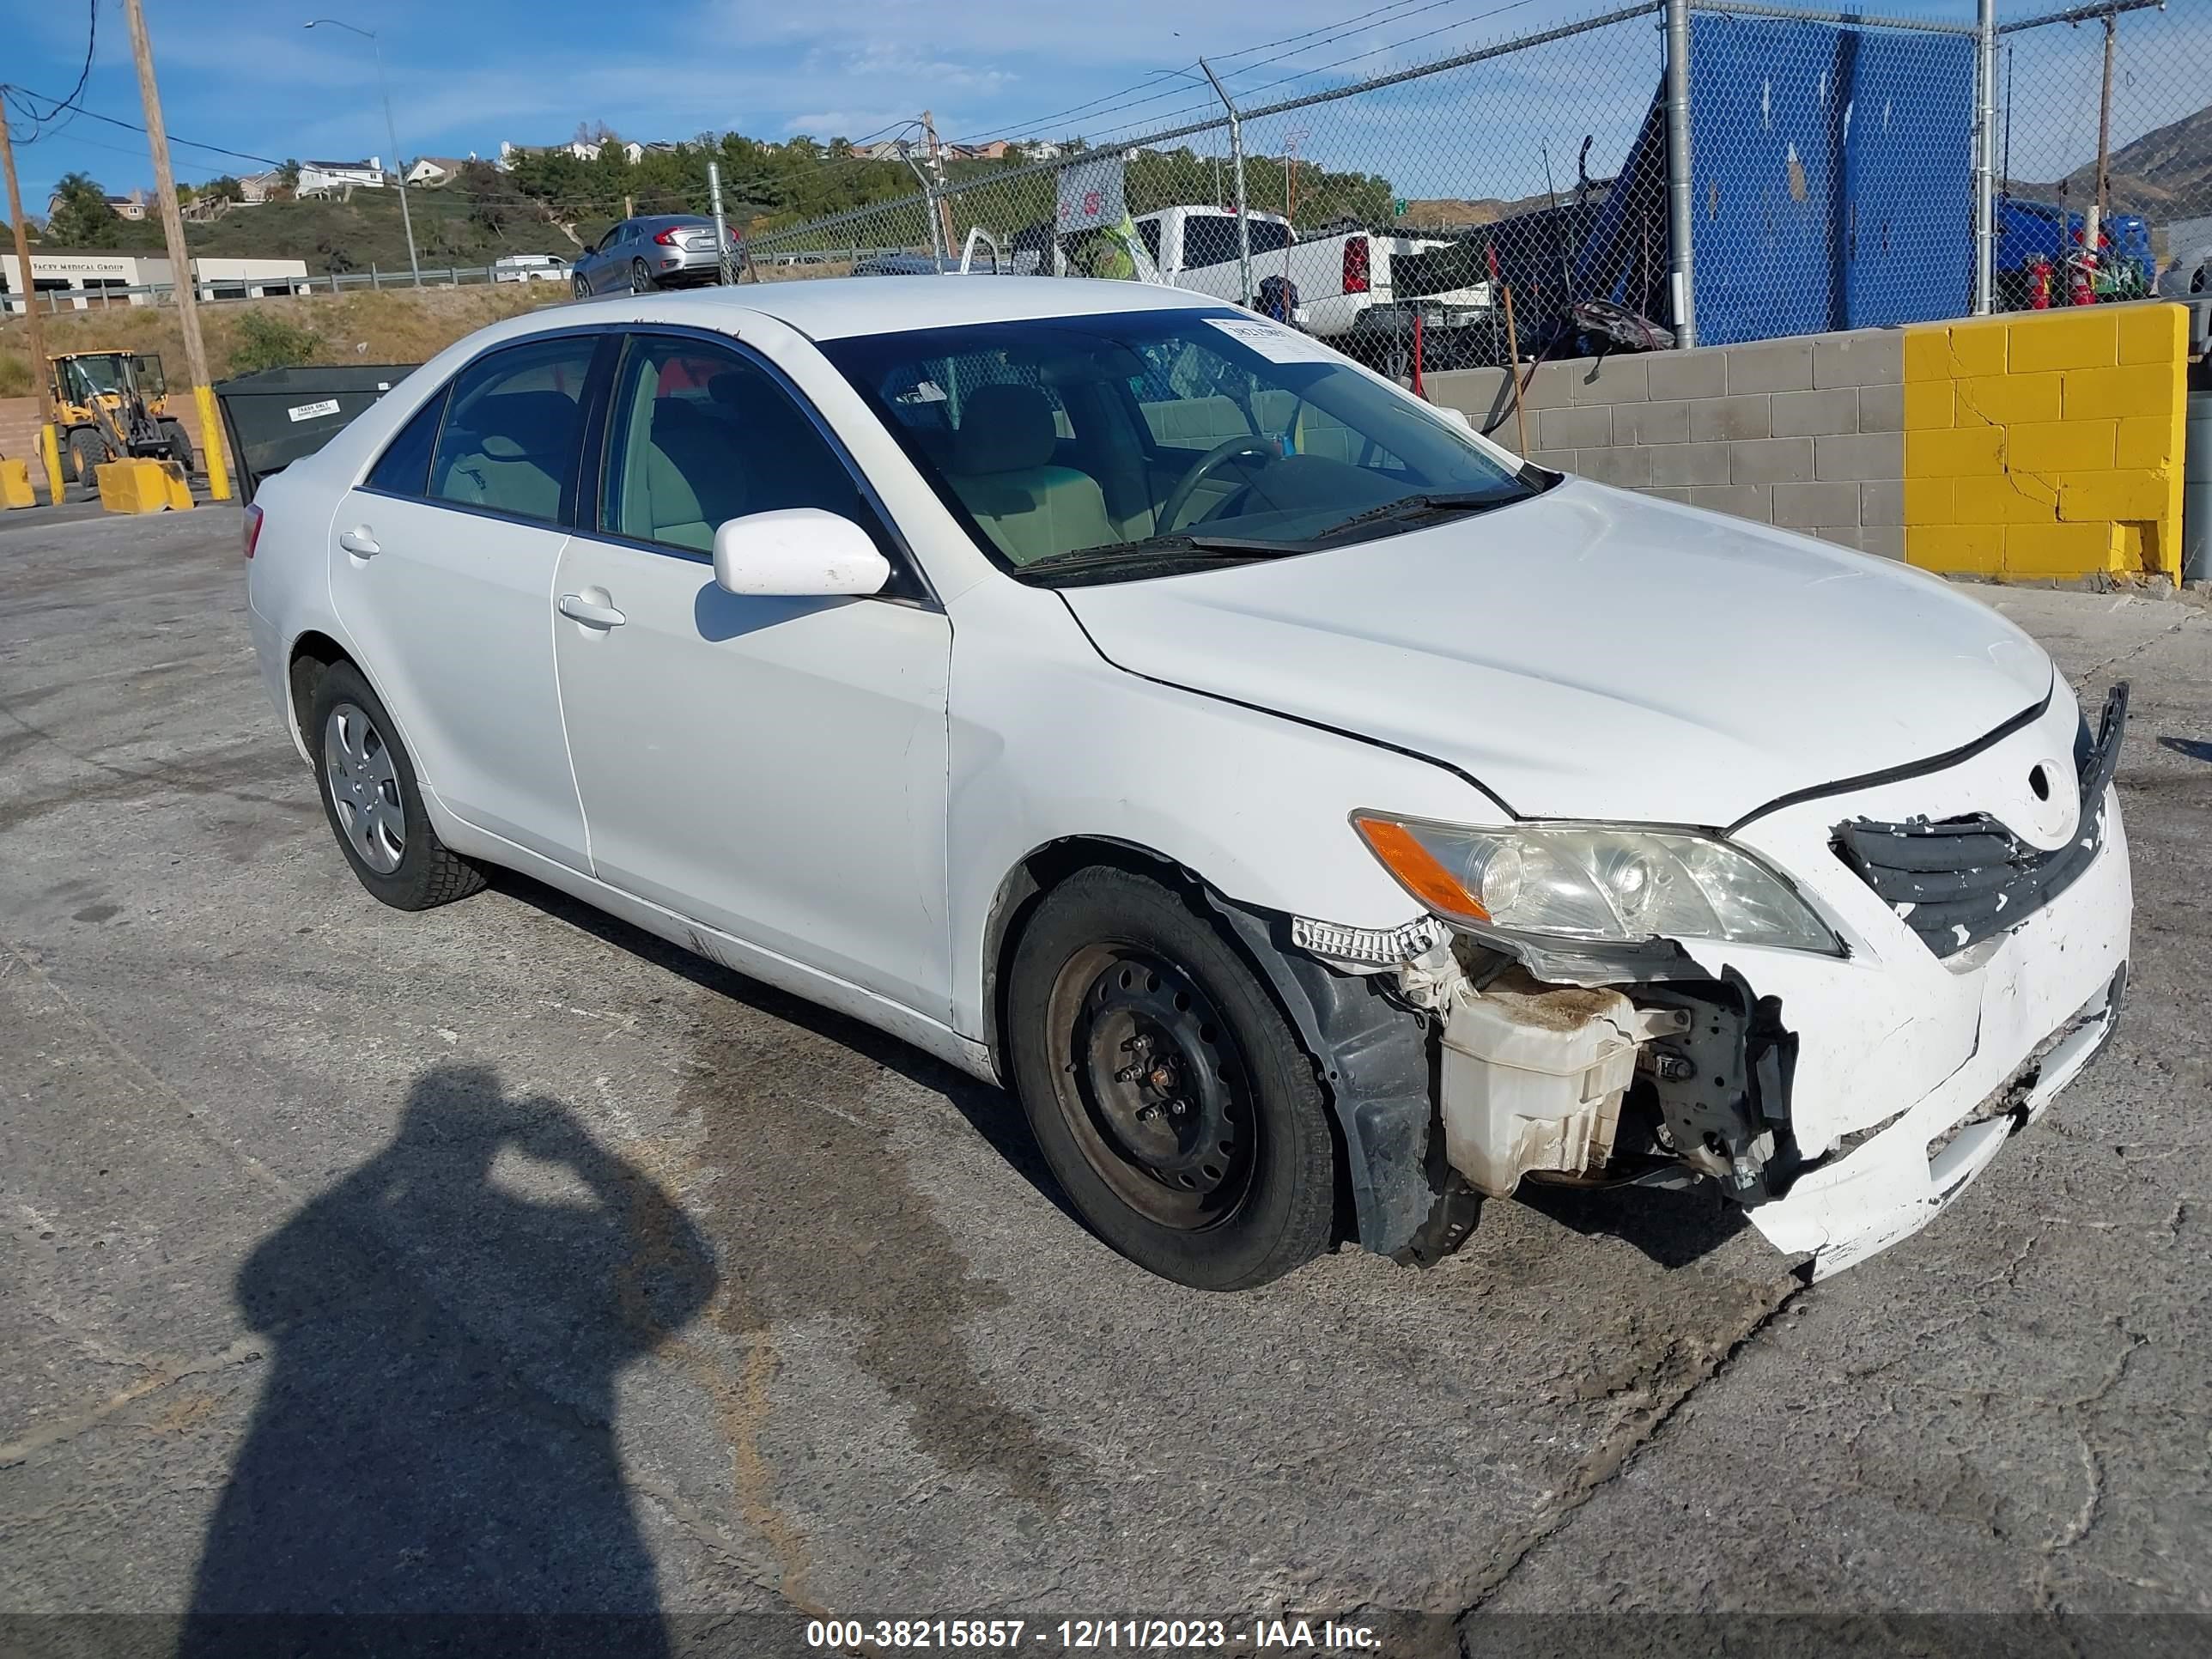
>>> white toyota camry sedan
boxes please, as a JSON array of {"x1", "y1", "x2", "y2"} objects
[{"x1": 245, "y1": 276, "x2": 2131, "y2": 1289}]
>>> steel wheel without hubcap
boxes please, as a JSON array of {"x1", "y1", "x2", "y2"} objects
[
  {"x1": 323, "y1": 702, "x2": 405, "y2": 874},
  {"x1": 1046, "y1": 944, "x2": 1256, "y2": 1231}
]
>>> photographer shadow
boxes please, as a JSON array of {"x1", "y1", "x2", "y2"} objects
[{"x1": 179, "y1": 1064, "x2": 716, "y2": 1657}]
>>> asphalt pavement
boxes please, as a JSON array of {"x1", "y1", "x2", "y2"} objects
[{"x1": 1, "y1": 506, "x2": 2206, "y2": 1657}]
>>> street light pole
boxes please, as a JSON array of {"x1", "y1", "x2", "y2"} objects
[{"x1": 306, "y1": 18, "x2": 420, "y2": 285}]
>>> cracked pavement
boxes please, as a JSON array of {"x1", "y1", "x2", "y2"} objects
[{"x1": 1, "y1": 511, "x2": 2207, "y2": 1656}]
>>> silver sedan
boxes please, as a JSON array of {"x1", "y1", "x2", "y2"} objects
[{"x1": 570, "y1": 216, "x2": 737, "y2": 295}]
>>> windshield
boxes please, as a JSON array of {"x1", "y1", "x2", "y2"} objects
[
  {"x1": 821, "y1": 307, "x2": 1535, "y2": 584},
  {"x1": 64, "y1": 356, "x2": 127, "y2": 398}
]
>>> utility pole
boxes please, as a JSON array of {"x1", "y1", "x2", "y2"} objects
[
  {"x1": 708, "y1": 161, "x2": 731, "y2": 285},
  {"x1": 897, "y1": 136, "x2": 944, "y2": 263},
  {"x1": 921, "y1": 111, "x2": 957, "y2": 264},
  {"x1": 2089, "y1": 7, "x2": 2118, "y2": 271},
  {"x1": 1198, "y1": 60, "x2": 1250, "y2": 308},
  {"x1": 305, "y1": 21, "x2": 419, "y2": 285},
  {"x1": 122, "y1": 0, "x2": 231, "y2": 500},
  {"x1": 0, "y1": 100, "x2": 65, "y2": 502}
]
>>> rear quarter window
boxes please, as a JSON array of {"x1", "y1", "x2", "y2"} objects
[{"x1": 364, "y1": 388, "x2": 447, "y2": 497}]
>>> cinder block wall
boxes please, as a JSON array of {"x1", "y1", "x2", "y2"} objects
[
  {"x1": 1902, "y1": 305, "x2": 2187, "y2": 581},
  {"x1": 1425, "y1": 329, "x2": 1906, "y2": 559},
  {"x1": 1423, "y1": 302, "x2": 2191, "y2": 581}
]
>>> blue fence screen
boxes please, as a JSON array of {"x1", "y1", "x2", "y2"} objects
[{"x1": 1686, "y1": 15, "x2": 1975, "y2": 345}]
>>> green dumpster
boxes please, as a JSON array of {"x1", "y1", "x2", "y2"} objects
[{"x1": 214, "y1": 364, "x2": 422, "y2": 503}]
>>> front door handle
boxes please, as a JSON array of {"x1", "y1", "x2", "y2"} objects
[
  {"x1": 338, "y1": 526, "x2": 380, "y2": 557},
  {"x1": 557, "y1": 592, "x2": 627, "y2": 629}
]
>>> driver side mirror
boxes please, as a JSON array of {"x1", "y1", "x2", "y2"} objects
[{"x1": 712, "y1": 507, "x2": 891, "y2": 599}]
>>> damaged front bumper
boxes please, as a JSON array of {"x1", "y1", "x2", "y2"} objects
[
  {"x1": 1746, "y1": 962, "x2": 2124, "y2": 1278},
  {"x1": 1266, "y1": 681, "x2": 2135, "y2": 1280}
]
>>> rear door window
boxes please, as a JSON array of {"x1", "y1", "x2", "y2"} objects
[{"x1": 428, "y1": 336, "x2": 597, "y2": 525}]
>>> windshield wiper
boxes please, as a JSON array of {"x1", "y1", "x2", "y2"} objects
[
  {"x1": 1310, "y1": 490, "x2": 1515, "y2": 540},
  {"x1": 1023, "y1": 532, "x2": 1312, "y2": 573}
]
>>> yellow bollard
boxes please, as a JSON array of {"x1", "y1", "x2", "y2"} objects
[
  {"x1": 36, "y1": 423, "x2": 65, "y2": 505},
  {"x1": 0, "y1": 457, "x2": 34, "y2": 508},
  {"x1": 192, "y1": 384, "x2": 232, "y2": 502}
]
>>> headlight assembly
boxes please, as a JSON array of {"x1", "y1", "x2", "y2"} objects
[{"x1": 1352, "y1": 813, "x2": 1840, "y2": 955}]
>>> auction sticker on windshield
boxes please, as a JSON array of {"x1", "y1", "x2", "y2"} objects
[{"x1": 1205, "y1": 317, "x2": 1341, "y2": 366}]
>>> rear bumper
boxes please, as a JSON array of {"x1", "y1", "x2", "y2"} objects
[{"x1": 652, "y1": 248, "x2": 726, "y2": 283}]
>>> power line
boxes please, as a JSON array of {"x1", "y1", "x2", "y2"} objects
[
  {"x1": 0, "y1": 83, "x2": 283, "y2": 169},
  {"x1": 8, "y1": 1, "x2": 98, "y2": 143},
  {"x1": 1224, "y1": 0, "x2": 1546, "y2": 105},
  {"x1": 1209, "y1": 0, "x2": 1434, "y2": 68},
  {"x1": 948, "y1": 68, "x2": 1207, "y2": 148}
]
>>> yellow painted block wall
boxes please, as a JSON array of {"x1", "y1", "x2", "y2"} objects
[{"x1": 1901, "y1": 303, "x2": 2187, "y2": 581}]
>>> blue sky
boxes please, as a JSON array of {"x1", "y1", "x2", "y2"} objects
[{"x1": 7, "y1": 0, "x2": 2197, "y2": 215}]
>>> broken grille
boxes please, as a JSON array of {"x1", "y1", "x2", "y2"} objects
[{"x1": 1832, "y1": 684, "x2": 2127, "y2": 959}]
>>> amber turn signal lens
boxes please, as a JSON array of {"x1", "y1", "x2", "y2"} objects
[{"x1": 1352, "y1": 815, "x2": 1490, "y2": 922}]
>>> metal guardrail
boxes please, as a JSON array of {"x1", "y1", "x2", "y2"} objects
[
  {"x1": 0, "y1": 262, "x2": 577, "y2": 315},
  {"x1": 0, "y1": 246, "x2": 918, "y2": 317}
]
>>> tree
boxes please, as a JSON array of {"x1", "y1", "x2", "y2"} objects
[
  {"x1": 204, "y1": 175, "x2": 245, "y2": 204},
  {"x1": 46, "y1": 172, "x2": 119, "y2": 246}
]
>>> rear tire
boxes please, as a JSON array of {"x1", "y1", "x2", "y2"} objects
[
  {"x1": 1006, "y1": 866, "x2": 1336, "y2": 1290},
  {"x1": 629, "y1": 258, "x2": 655, "y2": 295},
  {"x1": 66, "y1": 428, "x2": 106, "y2": 488},
  {"x1": 307, "y1": 660, "x2": 486, "y2": 911}
]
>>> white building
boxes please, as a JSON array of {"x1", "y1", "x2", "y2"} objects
[
  {"x1": 0, "y1": 251, "x2": 313, "y2": 313},
  {"x1": 498, "y1": 138, "x2": 672, "y2": 169},
  {"x1": 405, "y1": 155, "x2": 478, "y2": 187},
  {"x1": 296, "y1": 158, "x2": 386, "y2": 196}
]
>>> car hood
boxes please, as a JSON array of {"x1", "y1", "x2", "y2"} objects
[{"x1": 1060, "y1": 480, "x2": 2052, "y2": 828}]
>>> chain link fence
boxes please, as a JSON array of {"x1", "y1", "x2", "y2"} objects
[
  {"x1": 744, "y1": 0, "x2": 2212, "y2": 358},
  {"x1": 1999, "y1": 0, "x2": 2212, "y2": 307}
]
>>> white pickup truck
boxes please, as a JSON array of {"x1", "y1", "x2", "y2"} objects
[{"x1": 1129, "y1": 205, "x2": 1493, "y2": 362}]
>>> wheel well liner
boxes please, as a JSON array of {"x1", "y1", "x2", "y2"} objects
[{"x1": 286, "y1": 631, "x2": 350, "y2": 747}]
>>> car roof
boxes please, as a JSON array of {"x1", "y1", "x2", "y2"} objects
[{"x1": 601, "y1": 276, "x2": 1224, "y2": 341}]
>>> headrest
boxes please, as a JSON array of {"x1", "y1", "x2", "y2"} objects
[
  {"x1": 465, "y1": 391, "x2": 579, "y2": 460},
  {"x1": 951, "y1": 383, "x2": 1057, "y2": 474}
]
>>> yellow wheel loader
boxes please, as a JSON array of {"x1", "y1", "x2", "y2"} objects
[{"x1": 48, "y1": 351, "x2": 197, "y2": 488}]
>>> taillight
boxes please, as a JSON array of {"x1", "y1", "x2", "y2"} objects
[
  {"x1": 653, "y1": 228, "x2": 680, "y2": 246},
  {"x1": 242, "y1": 501, "x2": 263, "y2": 559},
  {"x1": 1342, "y1": 235, "x2": 1370, "y2": 295}
]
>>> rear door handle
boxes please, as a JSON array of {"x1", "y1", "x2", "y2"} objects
[
  {"x1": 338, "y1": 526, "x2": 380, "y2": 556},
  {"x1": 557, "y1": 592, "x2": 627, "y2": 629}
]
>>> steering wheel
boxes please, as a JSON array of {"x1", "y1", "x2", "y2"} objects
[{"x1": 1155, "y1": 437, "x2": 1280, "y2": 535}]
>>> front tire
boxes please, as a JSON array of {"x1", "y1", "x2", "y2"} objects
[
  {"x1": 161, "y1": 419, "x2": 195, "y2": 476},
  {"x1": 308, "y1": 660, "x2": 485, "y2": 911},
  {"x1": 1006, "y1": 866, "x2": 1337, "y2": 1290},
  {"x1": 573, "y1": 275, "x2": 592, "y2": 300},
  {"x1": 66, "y1": 428, "x2": 106, "y2": 488}
]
